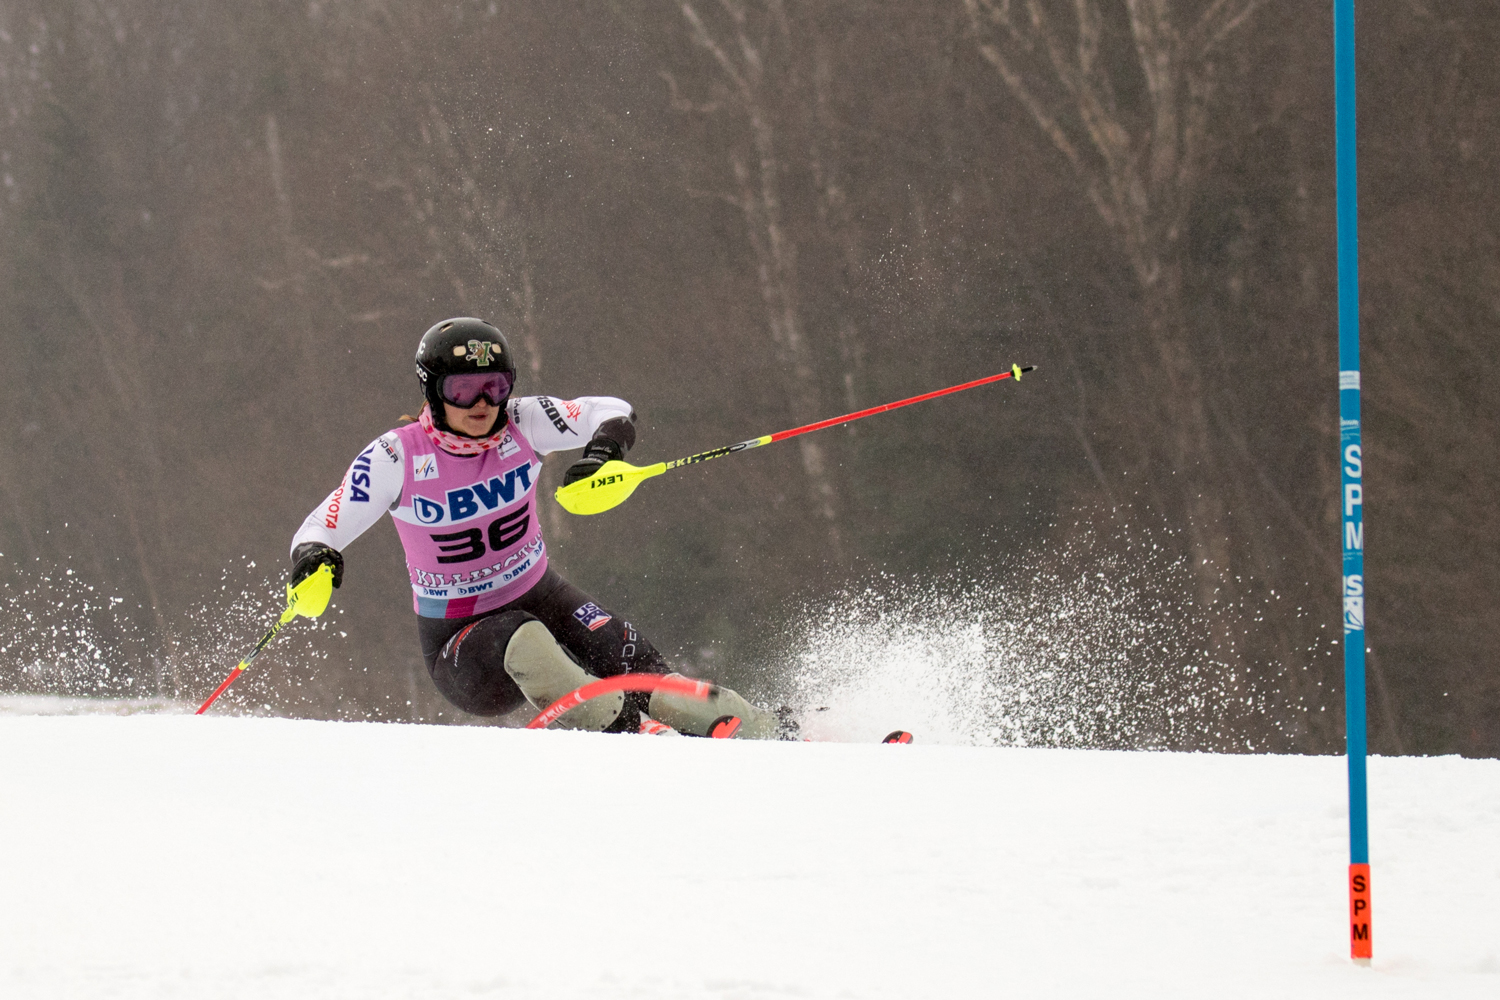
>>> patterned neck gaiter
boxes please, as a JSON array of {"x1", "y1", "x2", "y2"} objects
[{"x1": 417, "y1": 403, "x2": 509, "y2": 457}]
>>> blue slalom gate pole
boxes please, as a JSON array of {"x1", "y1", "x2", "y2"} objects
[{"x1": 1334, "y1": 0, "x2": 1372, "y2": 963}]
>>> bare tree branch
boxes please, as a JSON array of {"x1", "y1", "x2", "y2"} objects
[
  {"x1": 669, "y1": 0, "x2": 842, "y2": 542},
  {"x1": 659, "y1": 70, "x2": 722, "y2": 113},
  {"x1": 681, "y1": 2, "x2": 749, "y2": 94},
  {"x1": 1187, "y1": 0, "x2": 1265, "y2": 58}
]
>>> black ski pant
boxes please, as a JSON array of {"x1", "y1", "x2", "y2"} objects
[{"x1": 418, "y1": 567, "x2": 667, "y2": 723}]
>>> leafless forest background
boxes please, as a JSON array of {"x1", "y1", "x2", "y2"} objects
[{"x1": 0, "y1": 1, "x2": 1494, "y2": 755}]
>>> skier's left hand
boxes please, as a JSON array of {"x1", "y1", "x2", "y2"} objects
[{"x1": 564, "y1": 438, "x2": 625, "y2": 486}]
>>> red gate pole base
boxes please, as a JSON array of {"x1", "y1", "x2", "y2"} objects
[{"x1": 1349, "y1": 863, "x2": 1373, "y2": 963}]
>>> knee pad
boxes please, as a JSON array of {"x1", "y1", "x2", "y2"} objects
[
  {"x1": 647, "y1": 674, "x2": 781, "y2": 739},
  {"x1": 504, "y1": 619, "x2": 625, "y2": 731}
]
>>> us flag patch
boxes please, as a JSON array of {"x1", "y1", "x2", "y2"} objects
[{"x1": 572, "y1": 602, "x2": 612, "y2": 631}]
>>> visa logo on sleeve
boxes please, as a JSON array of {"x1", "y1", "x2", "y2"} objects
[
  {"x1": 413, "y1": 454, "x2": 439, "y2": 481},
  {"x1": 572, "y1": 602, "x2": 613, "y2": 631}
]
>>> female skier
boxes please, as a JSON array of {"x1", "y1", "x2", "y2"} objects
[{"x1": 288, "y1": 318, "x2": 783, "y2": 737}]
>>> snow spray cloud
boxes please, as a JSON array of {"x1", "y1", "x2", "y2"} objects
[
  {"x1": 0, "y1": 556, "x2": 341, "y2": 714},
  {"x1": 0, "y1": 558, "x2": 145, "y2": 700},
  {"x1": 774, "y1": 520, "x2": 1296, "y2": 751}
]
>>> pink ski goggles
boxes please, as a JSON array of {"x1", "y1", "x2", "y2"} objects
[{"x1": 441, "y1": 372, "x2": 513, "y2": 408}]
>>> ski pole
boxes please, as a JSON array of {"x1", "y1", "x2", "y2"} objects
[
  {"x1": 195, "y1": 562, "x2": 336, "y2": 715},
  {"x1": 555, "y1": 363, "x2": 1035, "y2": 515}
]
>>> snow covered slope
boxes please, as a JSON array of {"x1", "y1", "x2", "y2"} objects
[{"x1": 1, "y1": 716, "x2": 1495, "y2": 999}]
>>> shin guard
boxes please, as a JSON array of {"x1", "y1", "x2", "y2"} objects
[
  {"x1": 648, "y1": 674, "x2": 781, "y2": 739},
  {"x1": 503, "y1": 620, "x2": 625, "y2": 731}
]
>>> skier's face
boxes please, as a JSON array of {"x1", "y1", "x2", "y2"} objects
[{"x1": 443, "y1": 398, "x2": 500, "y2": 438}]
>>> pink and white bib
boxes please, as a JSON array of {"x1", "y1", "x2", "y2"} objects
[
  {"x1": 291, "y1": 394, "x2": 635, "y2": 619},
  {"x1": 389, "y1": 420, "x2": 547, "y2": 618}
]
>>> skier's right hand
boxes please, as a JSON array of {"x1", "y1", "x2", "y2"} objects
[
  {"x1": 562, "y1": 415, "x2": 637, "y2": 486},
  {"x1": 563, "y1": 438, "x2": 625, "y2": 486},
  {"x1": 291, "y1": 542, "x2": 344, "y2": 590}
]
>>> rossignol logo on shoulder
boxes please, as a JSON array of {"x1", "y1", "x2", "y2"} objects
[
  {"x1": 537, "y1": 397, "x2": 577, "y2": 435},
  {"x1": 412, "y1": 463, "x2": 537, "y2": 525}
]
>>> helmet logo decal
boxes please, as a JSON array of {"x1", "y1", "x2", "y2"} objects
[{"x1": 467, "y1": 340, "x2": 495, "y2": 366}]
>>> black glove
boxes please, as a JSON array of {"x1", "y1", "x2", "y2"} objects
[
  {"x1": 563, "y1": 437, "x2": 624, "y2": 486},
  {"x1": 290, "y1": 542, "x2": 344, "y2": 589},
  {"x1": 563, "y1": 415, "x2": 637, "y2": 486}
]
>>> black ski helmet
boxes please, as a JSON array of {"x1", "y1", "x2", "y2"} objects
[{"x1": 415, "y1": 318, "x2": 518, "y2": 430}]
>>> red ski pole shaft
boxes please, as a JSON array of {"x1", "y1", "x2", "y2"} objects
[
  {"x1": 194, "y1": 564, "x2": 335, "y2": 714},
  {"x1": 555, "y1": 364, "x2": 1036, "y2": 517},
  {"x1": 195, "y1": 667, "x2": 246, "y2": 715},
  {"x1": 766, "y1": 364, "x2": 1036, "y2": 445},
  {"x1": 194, "y1": 614, "x2": 293, "y2": 715}
]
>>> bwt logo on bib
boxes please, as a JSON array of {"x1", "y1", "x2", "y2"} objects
[{"x1": 412, "y1": 463, "x2": 537, "y2": 525}]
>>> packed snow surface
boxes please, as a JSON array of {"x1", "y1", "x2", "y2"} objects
[{"x1": 1, "y1": 715, "x2": 1496, "y2": 999}]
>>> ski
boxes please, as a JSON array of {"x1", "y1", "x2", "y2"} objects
[
  {"x1": 712, "y1": 715, "x2": 914, "y2": 744},
  {"x1": 708, "y1": 715, "x2": 742, "y2": 739},
  {"x1": 527, "y1": 679, "x2": 913, "y2": 743}
]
